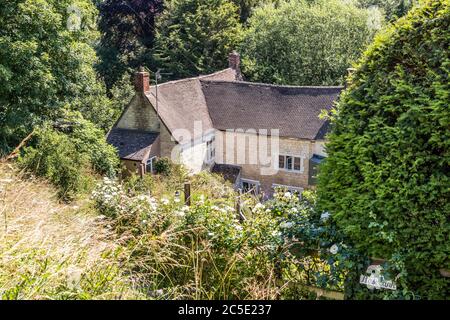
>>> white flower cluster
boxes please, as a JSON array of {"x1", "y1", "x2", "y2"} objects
[
  {"x1": 279, "y1": 221, "x2": 294, "y2": 229},
  {"x1": 252, "y1": 202, "x2": 265, "y2": 213}
]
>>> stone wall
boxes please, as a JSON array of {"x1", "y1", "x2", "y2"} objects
[
  {"x1": 116, "y1": 94, "x2": 160, "y2": 132},
  {"x1": 215, "y1": 130, "x2": 327, "y2": 194}
]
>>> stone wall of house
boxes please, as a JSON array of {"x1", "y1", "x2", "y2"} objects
[
  {"x1": 159, "y1": 122, "x2": 178, "y2": 159},
  {"x1": 178, "y1": 131, "x2": 216, "y2": 174},
  {"x1": 215, "y1": 130, "x2": 327, "y2": 194},
  {"x1": 116, "y1": 94, "x2": 160, "y2": 132}
]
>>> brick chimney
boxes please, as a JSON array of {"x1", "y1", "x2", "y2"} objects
[
  {"x1": 134, "y1": 67, "x2": 150, "y2": 92},
  {"x1": 228, "y1": 51, "x2": 243, "y2": 81}
]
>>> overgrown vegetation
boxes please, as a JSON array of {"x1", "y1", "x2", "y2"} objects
[
  {"x1": 0, "y1": 164, "x2": 142, "y2": 299},
  {"x1": 318, "y1": 0, "x2": 450, "y2": 299},
  {"x1": 1, "y1": 162, "x2": 356, "y2": 300},
  {"x1": 18, "y1": 112, "x2": 119, "y2": 201}
]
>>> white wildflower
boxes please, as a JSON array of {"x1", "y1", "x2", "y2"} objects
[
  {"x1": 329, "y1": 244, "x2": 339, "y2": 255},
  {"x1": 284, "y1": 192, "x2": 292, "y2": 199},
  {"x1": 280, "y1": 221, "x2": 294, "y2": 229},
  {"x1": 272, "y1": 230, "x2": 282, "y2": 237},
  {"x1": 174, "y1": 198, "x2": 180, "y2": 203},
  {"x1": 174, "y1": 211, "x2": 185, "y2": 217},
  {"x1": 161, "y1": 198, "x2": 169, "y2": 205},
  {"x1": 320, "y1": 212, "x2": 331, "y2": 221}
]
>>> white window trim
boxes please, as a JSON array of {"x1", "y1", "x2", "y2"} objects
[
  {"x1": 278, "y1": 154, "x2": 305, "y2": 173},
  {"x1": 146, "y1": 156, "x2": 156, "y2": 174}
]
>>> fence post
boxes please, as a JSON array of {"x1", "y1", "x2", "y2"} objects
[
  {"x1": 236, "y1": 189, "x2": 245, "y2": 222},
  {"x1": 184, "y1": 182, "x2": 191, "y2": 206}
]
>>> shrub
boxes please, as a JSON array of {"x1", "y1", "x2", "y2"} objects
[
  {"x1": 154, "y1": 157, "x2": 172, "y2": 176},
  {"x1": 318, "y1": 0, "x2": 449, "y2": 299},
  {"x1": 19, "y1": 112, "x2": 119, "y2": 200}
]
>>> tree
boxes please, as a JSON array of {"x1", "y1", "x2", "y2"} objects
[
  {"x1": 318, "y1": 0, "x2": 449, "y2": 299},
  {"x1": 239, "y1": 0, "x2": 380, "y2": 86},
  {"x1": 96, "y1": 0, "x2": 164, "y2": 89},
  {"x1": 0, "y1": 0, "x2": 113, "y2": 153},
  {"x1": 358, "y1": 0, "x2": 417, "y2": 21},
  {"x1": 230, "y1": 0, "x2": 269, "y2": 23},
  {"x1": 153, "y1": 0, "x2": 243, "y2": 80}
]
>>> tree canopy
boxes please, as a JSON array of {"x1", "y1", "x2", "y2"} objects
[
  {"x1": 96, "y1": 0, "x2": 164, "y2": 89},
  {"x1": 318, "y1": 0, "x2": 449, "y2": 299},
  {"x1": 239, "y1": 0, "x2": 380, "y2": 86},
  {"x1": 153, "y1": 0, "x2": 243, "y2": 80},
  {"x1": 0, "y1": 0, "x2": 114, "y2": 153},
  {"x1": 358, "y1": 0, "x2": 417, "y2": 21}
]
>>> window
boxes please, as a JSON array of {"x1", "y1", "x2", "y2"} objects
[
  {"x1": 278, "y1": 154, "x2": 303, "y2": 172},
  {"x1": 206, "y1": 137, "x2": 215, "y2": 162},
  {"x1": 241, "y1": 179, "x2": 260, "y2": 195},
  {"x1": 146, "y1": 156, "x2": 156, "y2": 174}
]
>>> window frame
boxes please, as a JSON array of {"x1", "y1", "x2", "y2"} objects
[
  {"x1": 278, "y1": 154, "x2": 303, "y2": 173},
  {"x1": 146, "y1": 156, "x2": 157, "y2": 174}
]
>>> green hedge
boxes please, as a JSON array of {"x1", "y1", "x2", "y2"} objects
[{"x1": 318, "y1": 0, "x2": 449, "y2": 299}]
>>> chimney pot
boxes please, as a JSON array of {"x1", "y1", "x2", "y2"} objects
[
  {"x1": 135, "y1": 67, "x2": 150, "y2": 92},
  {"x1": 228, "y1": 51, "x2": 243, "y2": 81},
  {"x1": 228, "y1": 51, "x2": 240, "y2": 70}
]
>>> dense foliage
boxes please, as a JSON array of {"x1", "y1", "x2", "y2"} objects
[
  {"x1": 358, "y1": 0, "x2": 417, "y2": 21},
  {"x1": 92, "y1": 175, "x2": 358, "y2": 299},
  {"x1": 96, "y1": 0, "x2": 164, "y2": 89},
  {"x1": 240, "y1": 0, "x2": 379, "y2": 85},
  {"x1": 0, "y1": 0, "x2": 115, "y2": 153},
  {"x1": 154, "y1": 0, "x2": 243, "y2": 79},
  {"x1": 318, "y1": 0, "x2": 449, "y2": 299},
  {"x1": 18, "y1": 112, "x2": 119, "y2": 200}
]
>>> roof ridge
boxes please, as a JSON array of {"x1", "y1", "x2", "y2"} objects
[
  {"x1": 149, "y1": 68, "x2": 234, "y2": 89},
  {"x1": 201, "y1": 80, "x2": 344, "y2": 90}
]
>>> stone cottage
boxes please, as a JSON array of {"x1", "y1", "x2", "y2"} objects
[{"x1": 107, "y1": 52, "x2": 342, "y2": 196}]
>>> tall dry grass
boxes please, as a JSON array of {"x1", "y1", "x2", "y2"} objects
[{"x1": 0, "y1": 163, "x2": 142, "y2": 299}]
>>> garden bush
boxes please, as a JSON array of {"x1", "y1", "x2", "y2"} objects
[
  {"x1": 19, "y1": 111, "x2": 119, "y2": 200},
  {"x1": 318, "y1": 0, "x2": 449, "y2": 299}
]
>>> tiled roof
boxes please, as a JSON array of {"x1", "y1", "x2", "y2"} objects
[
  {"x1": 107, "y1": 128, "x2": 159, "y2": 161},
  {"x1": 201, "y1": 81, "x2": 342, "y2": 140},
  {"x1": 144, "y1": 68, "x2": 238, "y2": 142},
  {"x1": 211, "y1": 164, "x2": 242, "y2": 184}
]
